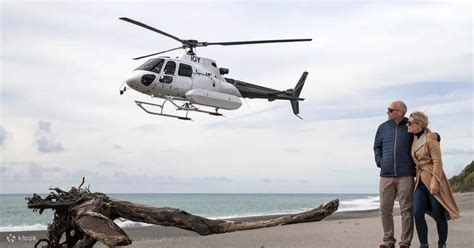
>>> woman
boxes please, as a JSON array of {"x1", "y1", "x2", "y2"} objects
[{"x1": 407, "y1": 111, "x2": 460, "y2": 248}]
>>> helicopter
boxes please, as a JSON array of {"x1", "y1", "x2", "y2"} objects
[{"x1": 119, "y1": 17, "x2": 311, "y2": 120}]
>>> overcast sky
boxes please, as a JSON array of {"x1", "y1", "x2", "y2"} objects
[{"x1": 1, "y1": 1, "x2": 472, "y2": 194}]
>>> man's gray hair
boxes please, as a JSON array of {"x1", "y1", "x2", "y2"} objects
[{"x1": 393, "y1": 100, "x2": 407, "y2": 114}]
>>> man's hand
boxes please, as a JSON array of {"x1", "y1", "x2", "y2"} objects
[{"x1": 430, "y1": 180, "x2": 440, "y2": 194}]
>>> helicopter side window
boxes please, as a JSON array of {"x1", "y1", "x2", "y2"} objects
[
  {"x1": 151, "y1": 60, "x2": 164, "y2": 73},
  {"x1": 178, "y1": 63, "x2": 193, "y2": 77},
  {"x1": 163, "y1": 61, "x2": 176, "y2": 75},
  {"x1": 135, "y1": 58, "x2": 164, "y2": 73}
]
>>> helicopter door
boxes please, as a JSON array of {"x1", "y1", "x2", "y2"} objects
[
  {"x1": 160, "y1": 61, "x2": 176, "y2": 83},
  {"x1": 174, "y1": 63, "x2": 193, "y2": 97},
  {"x1": 157, "y1": 60, "x2": 176, "y2": 95}
]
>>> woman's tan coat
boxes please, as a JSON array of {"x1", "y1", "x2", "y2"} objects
[{"x1": 411, "y1": 131, "x2": 460, "y2": 220}]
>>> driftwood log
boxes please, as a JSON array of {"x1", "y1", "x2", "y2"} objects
[{"x1": 27, "y1": 178, "x2": 339, "y2": 248}]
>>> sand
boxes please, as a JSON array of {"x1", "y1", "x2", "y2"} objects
[{"x1": 1, "y1": 193, "x2": 473, "y2": 248}]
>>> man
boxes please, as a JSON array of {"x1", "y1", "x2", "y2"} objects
[{"x1": 374, "y1": 100, "x2": 415, "y2": 248}]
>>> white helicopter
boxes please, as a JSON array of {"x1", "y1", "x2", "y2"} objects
[{"x1": 119, "y1": 17, "x2": 311, "y2": 120}]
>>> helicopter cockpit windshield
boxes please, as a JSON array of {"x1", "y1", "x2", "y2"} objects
[{"x1": 135, "y1": 58, "x2": 164, "y2": 73}]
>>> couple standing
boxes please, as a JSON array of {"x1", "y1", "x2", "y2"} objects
[{"x1": 374, "y1": 100, "x2": 460, "y2": 248}]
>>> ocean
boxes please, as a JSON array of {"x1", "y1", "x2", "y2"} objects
[{"x1": 0, "y1": 193, "x2": 379, "y2": 232}]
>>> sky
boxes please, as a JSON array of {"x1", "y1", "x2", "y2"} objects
[{"x1": 0, "y1": 0, "x2": 472, "y2": 194}]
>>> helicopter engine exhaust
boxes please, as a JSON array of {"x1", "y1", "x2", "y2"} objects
[{"x1": 219, "y1": 68, "x2": 229, "y2": 75}]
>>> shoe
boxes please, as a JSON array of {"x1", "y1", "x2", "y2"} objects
[
  {"x1": 438, "y1": 245, "x2": 446, "y2": 248},
  {"x1": 400, "y1": 244, "x2": 410, "y2": 248},
  {"x1": 379, "y1": 245, "x2": 395, "y2": 248},
  {"x1": 420, "y1": 245, "x2": 429, "y2": 248}
]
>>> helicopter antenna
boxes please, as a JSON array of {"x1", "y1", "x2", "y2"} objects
[{"x1": 119, "y1": 17, "x2": 312, "y2": 60}]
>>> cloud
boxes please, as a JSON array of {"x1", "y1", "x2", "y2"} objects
[
  {"x1": 259, "y1": 178, "x2": 310, "y2": 185},
  {"x1": 260, "y1": 178, "x2": 288, "y2": 183},
  {"x1": 0, "y1": 162, "x2": 235, "y2": 193},
  {"x1": 260, "y1": 178, "x2": 305, "y2": 184},
  {"x1": 443, "y1": 149, "x2": 473, "y2": 156},
  {"x1": 0, "y1": 2, "x2": 471, "y2": 194},
  {"x1": 296, "y1": 179, "x2": 310, "y2": 184},
  {"x1": 285, "y1": 148, "x2": 303, "y2": 153},
  {"x1": 201, "y1": 78, "x2": 472, "y2": 132},
  {"x1": 194, "y1": 177, "x2": 233, "y2": 183},
  {"x1": 302, "y1": 80, "x2": 472, "y2": 122},
  {"x1": 38, "y1": 121, "x2": 51, "y2": 131},
  {"x1": 0, "y1": 126, "x2": 5, "y2": 146},
  {"x1": 34, "y1": 120, "x2": 63, "y2": 153}
]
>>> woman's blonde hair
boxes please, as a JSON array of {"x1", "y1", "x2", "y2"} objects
[{"x1": 410, "y1": 111, "x2": 429, "y2": 130}]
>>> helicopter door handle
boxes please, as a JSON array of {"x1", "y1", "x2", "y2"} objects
[{"x1": 159, "y1": 75, "x2": 173, "y2": 84}]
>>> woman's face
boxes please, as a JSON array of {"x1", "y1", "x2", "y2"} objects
[{"x1": 407, "y1": 117, "x2": 422, "y2": 133}]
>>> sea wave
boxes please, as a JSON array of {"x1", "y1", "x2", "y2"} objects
[
  {"x1": 207, "y1": 210, "x2": 310, "y2": 220},
  {"x1": 0, "y1": 223, "x2": 48, "y2": 232},
  {"x1": 0, "y1": 220, "x2": 154, "y2": 232},
  {"x1": 338, "y1": 196, "x2": 380, "y2": 212}
]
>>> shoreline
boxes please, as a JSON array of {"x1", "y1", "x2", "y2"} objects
[{"x1": 1, "y1": 193, "x2": 472, "y2": 248}]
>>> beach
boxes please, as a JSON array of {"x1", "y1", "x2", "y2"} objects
[{"x1": 1, "y1": 193, "x2": 472, "y2": 248}]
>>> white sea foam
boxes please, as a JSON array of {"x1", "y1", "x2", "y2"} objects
[
  {"x1": 338, "y1": 196, "x2": 380, "y2": 212},
  {"x1": 0, "y1": 223, "x2": 48, "y2": 232},
  {"x1": 208, "y1": 213, "x2": 285, "y2": 220},
  {"x1": 114, "y1": 219, "x2": 152, "y2": 228},
  {"x1": 0, "y1": 220, "x2": 154, "y2": 232}
]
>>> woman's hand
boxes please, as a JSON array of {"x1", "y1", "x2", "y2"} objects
[{"x1": 430, "y1": 180, "x2": 440, "y2": 194}]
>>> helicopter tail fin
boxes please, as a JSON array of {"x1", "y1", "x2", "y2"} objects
[
  {"x1": 293, "y1": 71, "x2": 308, "y2": 99},
  {"x1": 290, "y1": 71, "x2": 308, "y2": 119}
]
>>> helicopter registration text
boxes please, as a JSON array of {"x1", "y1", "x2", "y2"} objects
[{"x1": 191, "y1": 56, "x2": 201, "y2": 63}]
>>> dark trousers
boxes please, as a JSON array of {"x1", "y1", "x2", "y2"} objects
[{"x1": 413, "y1": 182, "x2": 448, "y2": 246}]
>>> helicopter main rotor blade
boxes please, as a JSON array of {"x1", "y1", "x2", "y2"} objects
[
  {"x1": 133, "y1": 46, "x2": 184, "y2": 60},
  {"x1": 204, "y1": 38, "x2": 312, "y2": 46},
  {"x1": 119, "y1": 17, "x2": 184, "y2": 44}
]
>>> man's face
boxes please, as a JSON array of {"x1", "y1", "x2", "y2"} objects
[{"x1": 387, "y1": 103, "x2": 404, "y2": 121}]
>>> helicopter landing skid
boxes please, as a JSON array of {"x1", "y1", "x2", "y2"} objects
[{"x1": 134, "y1": 99, "x2": 223, "y2": 121}]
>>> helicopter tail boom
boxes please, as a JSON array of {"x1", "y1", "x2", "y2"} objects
[{"x1": 224, "y1": 71, "x2": 308, "y2": 119}]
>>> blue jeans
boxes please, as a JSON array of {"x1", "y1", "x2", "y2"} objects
[{"x1": 413, "y1": 182, "x2": 448, "y2": 246}]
